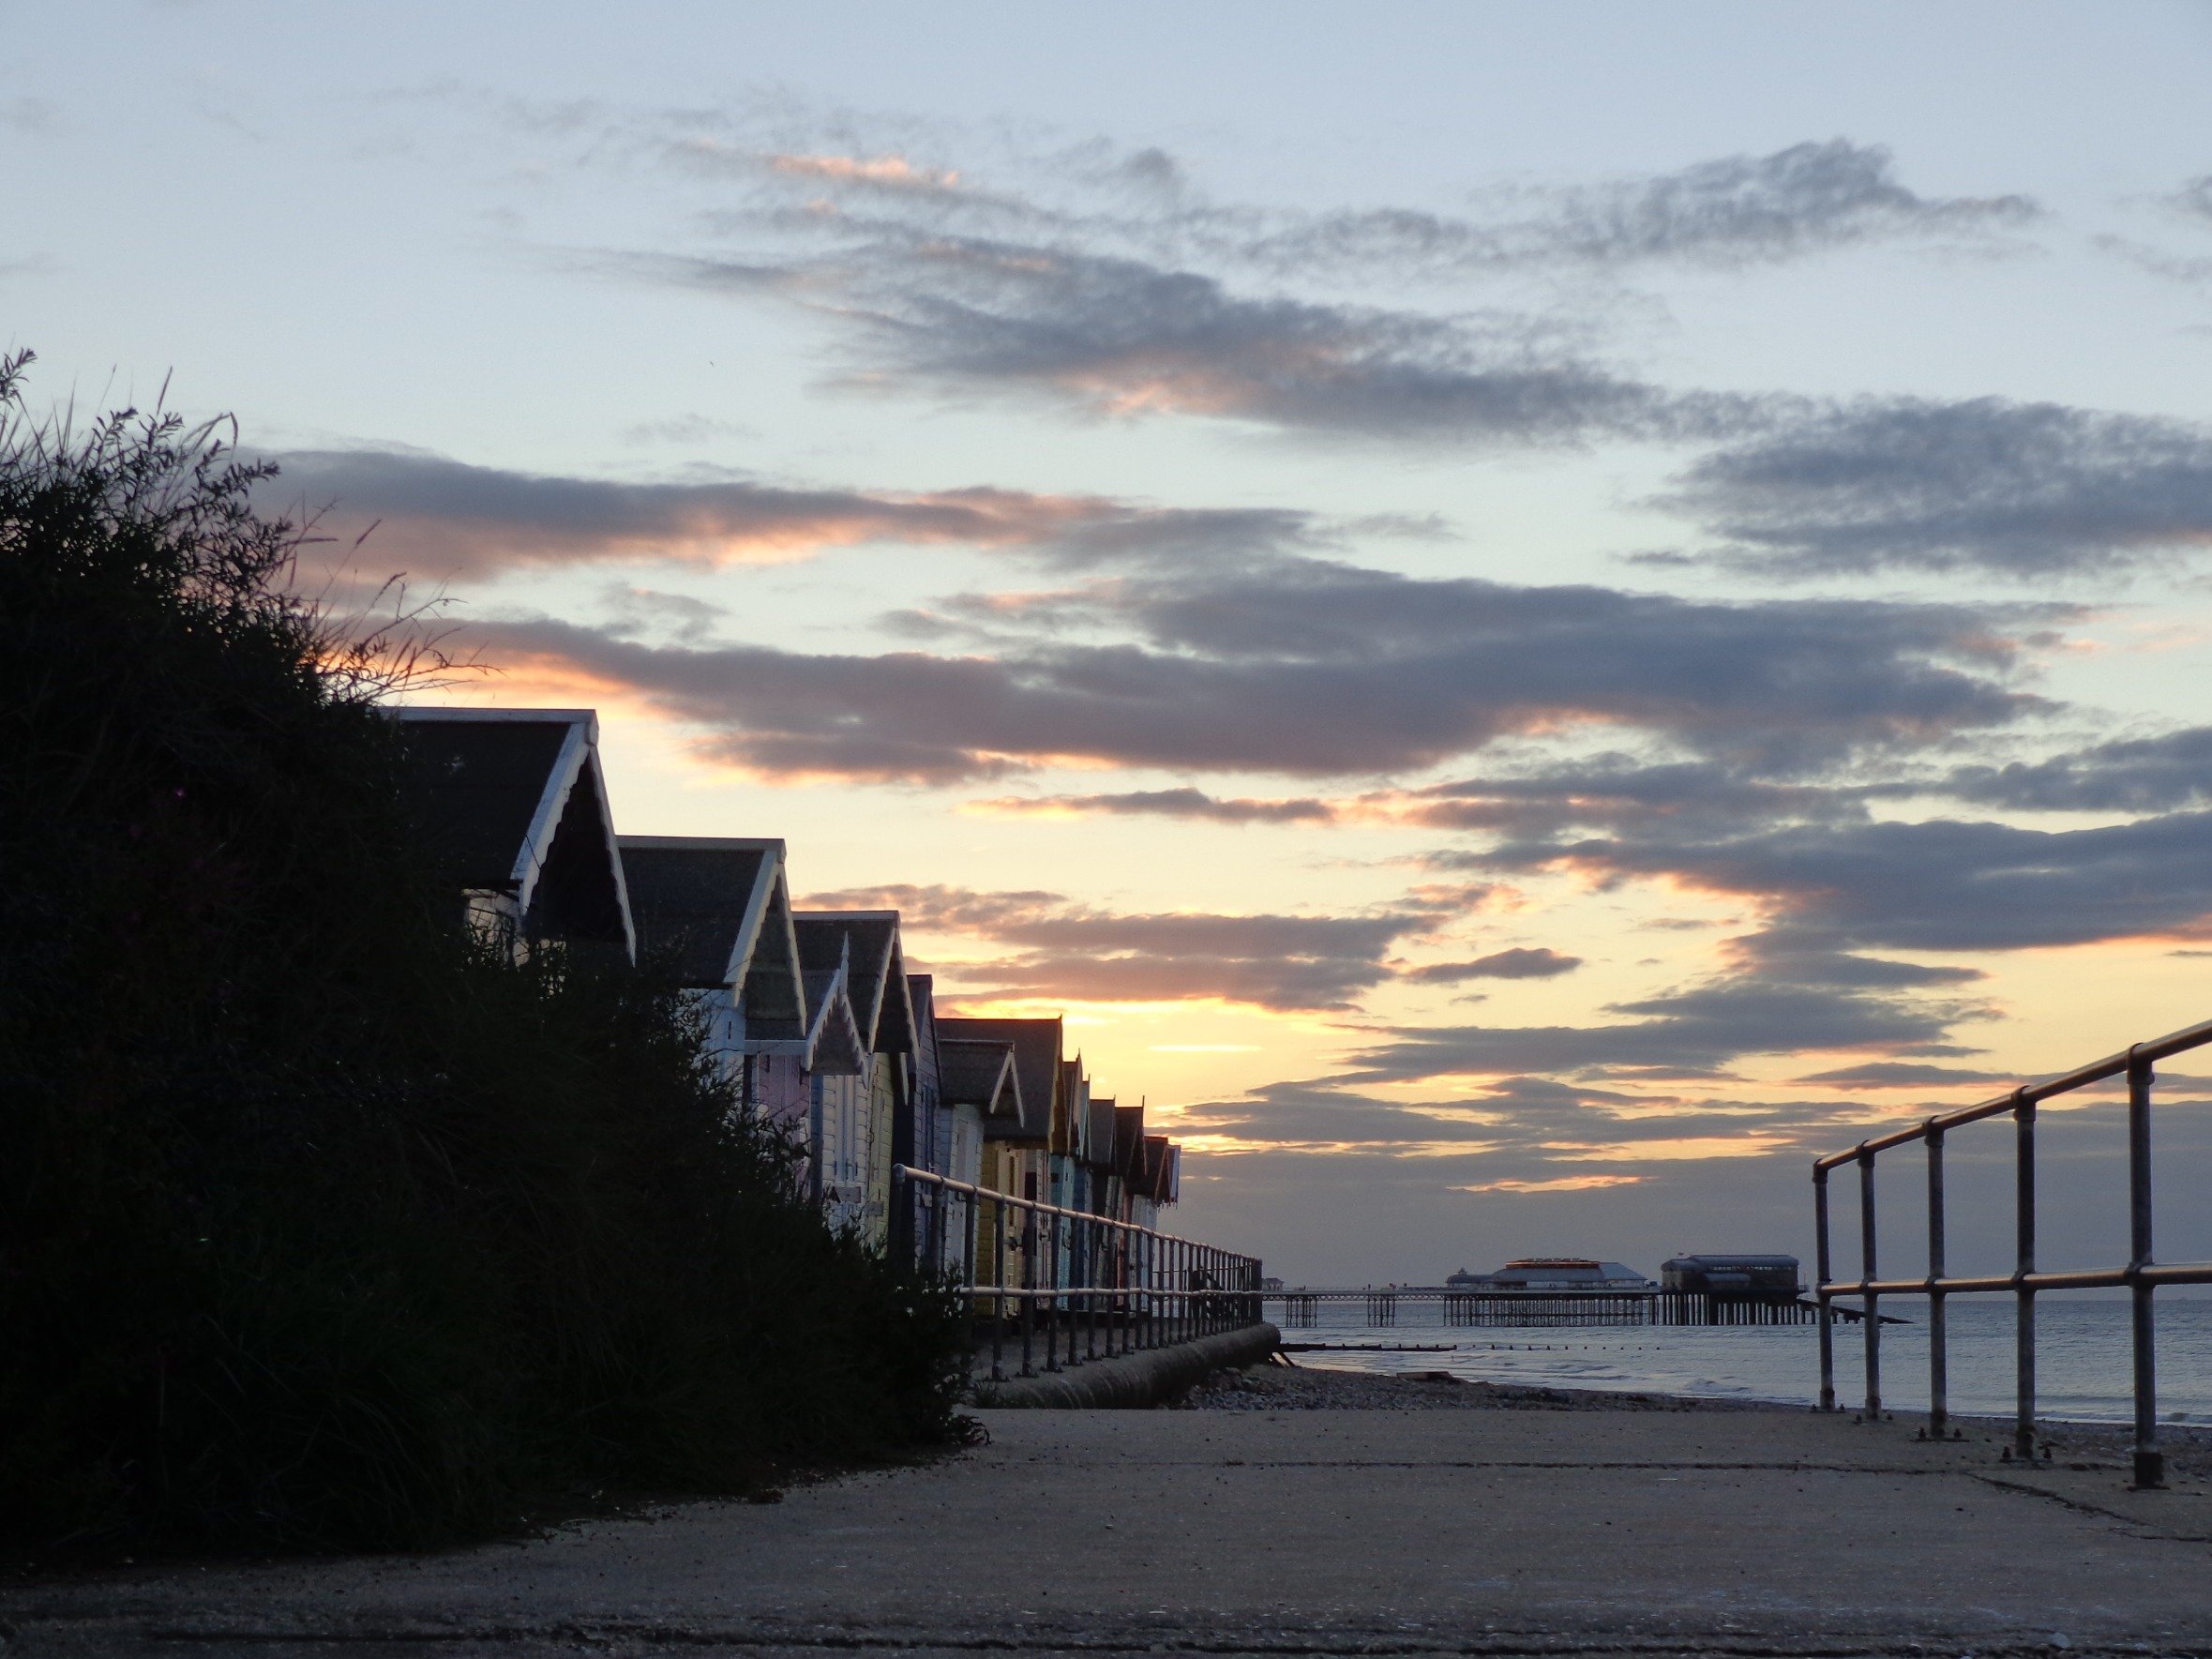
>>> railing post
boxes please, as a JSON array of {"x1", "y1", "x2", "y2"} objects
[
  {"x1": 1926, "y1": 1127, "x2": 1948, "y2": 1438},
  {"x1": 1814, "y1": 1165, "x2": 1836, "y2": 1411},
  {"x1": 1043, "y1": 1208, "x2": 1061, "y2": 1373},
  {"x1": 1858, "y1": 1148, "x2": 1881, "y2": 1416},
  {"x1": 2129, "y1": 1052, "x2": 2164, "y2": 1489},
  {"x1": 986, "y1": 1189, "x2": 1004, "y2": 1383},
  {"x1": 1019, "y1": 1200, "x2": 1037, "y2": 1378},
  {"x1": 2013, "y1": 1091, "x2": 2038, "y2": 1462}
]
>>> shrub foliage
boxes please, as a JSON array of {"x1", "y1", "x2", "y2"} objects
[{"x1": 0, "y1": 354, "x2": 966, "y2": 1552}]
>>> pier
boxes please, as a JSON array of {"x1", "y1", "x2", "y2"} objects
[{"x1": 1270, "y1": 1285, "x2": 1823, "y2": 1327}]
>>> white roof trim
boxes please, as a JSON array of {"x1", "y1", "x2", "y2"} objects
[{"x1": 513, "y1": 716, "x2": 590, "y2": 897}]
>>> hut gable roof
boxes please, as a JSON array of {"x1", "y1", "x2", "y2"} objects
[
  {"x1": 1083, "y1": 1095, "x2": 1119, "y2": 1171},
  {"x1": 793, "y1": 912, "x2": 913, "y2": 1059},
  {"x1": 1113, "y1": 1103, "x2": 1147, "y2": 1180},
  {"x1": 800, "y1": 939, "x2": 865, "y2": 1076},
  {"x1": 907, "y1": 973, "x2": 939, "y2": 1100},
  {"x1": 936, "y1": 1016, "x2": 1060, "y2": 1142},
  {"x1": 938, "y1": 1037, "x2": 1021, "y2": 1119},
  {"x1": 393, "y1": 707, "x2": 633, "y2": 958},
  {"x1": 1140, "y1": 1134, "x2": 1175, "y2": 1201},
  {"x1": 616, "y1": 837, "x2": 805, "y2": 1040}
]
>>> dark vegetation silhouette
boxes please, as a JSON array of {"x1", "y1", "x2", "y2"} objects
[{"x1": 0, "y1": 353, "x2": 967, "y2": 1553}]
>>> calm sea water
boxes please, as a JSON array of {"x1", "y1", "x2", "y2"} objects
[{"x1": 1283, "y1": 1296, "x2": 2212, "y2": 1423}]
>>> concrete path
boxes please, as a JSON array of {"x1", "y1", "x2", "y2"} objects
[{"x1": 7, "y1": 1408, "x2": 2211, "y2": 1656}]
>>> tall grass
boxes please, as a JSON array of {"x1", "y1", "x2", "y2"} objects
[{"x1": 0, "y1": 353, "x2": 967, "y2": 1553}]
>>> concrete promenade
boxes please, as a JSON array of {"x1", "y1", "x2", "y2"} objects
[{"x1": 7, "y1": 1395, "x2": 2212, "y2": 1655}]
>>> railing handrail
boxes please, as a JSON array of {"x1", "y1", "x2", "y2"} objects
[
  {"x1": 1813, "y1": 1016, "x2": 2212, "y2": 1170},
  {"x1": 888, "y1": 1163, "x2": 1268, "y2": 1387},
  {"x1": 1809, "y1": 1014, "x2": 2210, "y2": 1489},
  {"x1": 892, "y1": 1164, "x2": 1257, "y2": 1264}
]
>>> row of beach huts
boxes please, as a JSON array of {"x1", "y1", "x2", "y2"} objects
[{"x1": 393, "y1": 707, "x2": 1183, "y2": 1260}]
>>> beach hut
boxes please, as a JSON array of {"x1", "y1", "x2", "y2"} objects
[
  {"x1": 392, "y1": 707, "x2": 633, "y2": 961},
  {"x1": 615, "y1": 836, "x2": 815, "y2": 1136},
  {"x1": 792, "y1": 912, "x2": 915, "y2": 1245}
]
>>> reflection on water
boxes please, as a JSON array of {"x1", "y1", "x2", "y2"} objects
[{"x1": 1284, "y1": 1296, "x2": 2212, "y2": 1423}]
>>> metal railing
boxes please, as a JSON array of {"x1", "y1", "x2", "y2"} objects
[
  {"x1": 1812, "y1": 1015, "x2": 2212, "y2": 1488},
  {"x1": 891, "y1": 1165, "x2": 1265, "y2": 1382}
]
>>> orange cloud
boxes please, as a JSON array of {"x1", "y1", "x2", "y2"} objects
[{"x1": 767, "y1": 153, "x2": 961, "y2": 191}]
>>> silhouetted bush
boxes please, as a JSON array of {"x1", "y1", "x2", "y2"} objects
[{"x1": 0, "y1": 353, "x2": 966, "y2": 1552}]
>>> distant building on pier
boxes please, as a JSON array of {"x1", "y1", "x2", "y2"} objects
[
  {"x1": 1660, "y1": 1254, "x2": 1801, "y2": 1295},
  {"x1": 1446, "y1": 1258, "x2": 1653, "y2": 1290}
]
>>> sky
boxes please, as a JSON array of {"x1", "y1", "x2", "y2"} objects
[{"x1": 12, "y1": 1, "x2": 2212, "y2": 1288}]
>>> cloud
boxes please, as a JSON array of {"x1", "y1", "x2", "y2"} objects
[
  {"x1": 263, "y1": 448, "x2": 1136, "y2": 583},
  {"x1": 1398, "y1": 947, "x2": 1583, "y2": 983},
  {"x1": 1244, "y1": 140, "x2": 2036, "y2": 275},
  {"x1": 797, "y1": 881, "x2": 1453, "y2": 1010},
  {"x1": 1543, "y1": 1135, "x2": 1795, "y2": 1161},
  {"x1": 1794, "y1": 1062, "x2": 2009, "y2": 1090},
  {"x1": 1939, "y1": 726, "x2": 2212, "y2": 813},
  {"x1": 1176, "y1": 1073, "x2": 1872, "y2": 1183},
  {"x1": 261, "y1": 447, "x2": 1332, "y2": 585},
  {"x1": 1663, "y1": 398, "x2": 2212, "y2": 578},
  {"x1": 461, "y1": 563, "x2": 2041, "y2": 783},
  {"x1": 1395, "y1": 756, "x2": 1865, "y2": 837},
  {"x1": 1342, "y1": 970, "x2": 1985, "y2": 1085},
  {"x1": 619, "y1": 413, "x2": 758, "y2": 445},
  {"x1": 0, "y1": 97, "x2": 57, "y2": 135},
  {"x1": 1487, "y1": 810, "x2": 2212, "y2": 954},
  {"x1": 972, "y1": 787, "x2": 1338, "y2": 824},
  {"x1": 638, "y1": 240, "x2": 1770, "y2": 445},
  {"x1": 590, "y1": 124, "x2": 2039, "y2": 445},
  {"x1": 764, "y1": 151, "x2": 962, "y2": 192}
]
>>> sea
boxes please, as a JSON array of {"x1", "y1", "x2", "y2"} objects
[{"x1": 1283, "y1": 1294, "x2": 2212, "y2": 1423}]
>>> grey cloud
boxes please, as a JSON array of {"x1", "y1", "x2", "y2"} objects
[
  {"x1": 0, "y1": 97, "x2": 56, "y2": 135},
  {"x1": 1344, "y1": 973, "x2": 1982, "y2": 1085},
  {"x1": 1245, "y1": 141, "x2": 2036, "y2": 276},
  {"x1": 1399, "y1": 948, "x2": 1583, "y2": 983},
  {"x1": 1399, "y1": 756, "x2": 1869, "y2": 837},
  {"x1": 261, "y1": 446, "x2": 1312, "y2": 584},
  {"x1": 1179, "y1": 1075, "x2": 1871, "y2": 1175},
  {"x1": 799, "y1": 882, "x2": 1430, "y2": 1010},
  {"x1": 619, "y1": 413, "x2": 759, "y2": 445},
  {"x1": 1485, "y1": 810, "x2": 2212, "y2": 954},
  {"x1": 1795, "y1": 1062, "x2": 2009, "y2": 1089},
  {"x1": 634, "y1": 237, "x2": 1763, "y2": 445},
  {"x1": 598, "y1": 584, "x2": 729, "y2": 645},
  {"x1": 1940, "y1": 727, "x2": 2212, "y2": 813},
  {"x1": 979, "y1": 787, "x2": 1338, "y2": 824},
  {"x1": 809, "y1": 239, "x2": 1775, "y2": 445},
  {"x1": 2174, "y1": 176, "x2": 2212, "y2": 224},
  {"x1": 464, "y1": 563, "x2": 2041, "y2": 782},
  {"x1": 1175, "y1": 1082, "x2": 1508, "y2": 1150},
  {"x1": 1664, "y1": 398, "x2": 2212, "y2": 578}
]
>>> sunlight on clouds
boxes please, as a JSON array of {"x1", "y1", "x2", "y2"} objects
[
  {"x1": 1453, "y1": 1174, "x2": 1645, "y2": 1193},
  {"x1": 1178, "y1": 1134, "x2": 1503, "y2": 1158},
  {"x1": 765, "y1": 152, "x2": 961, "y2": 190}
]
